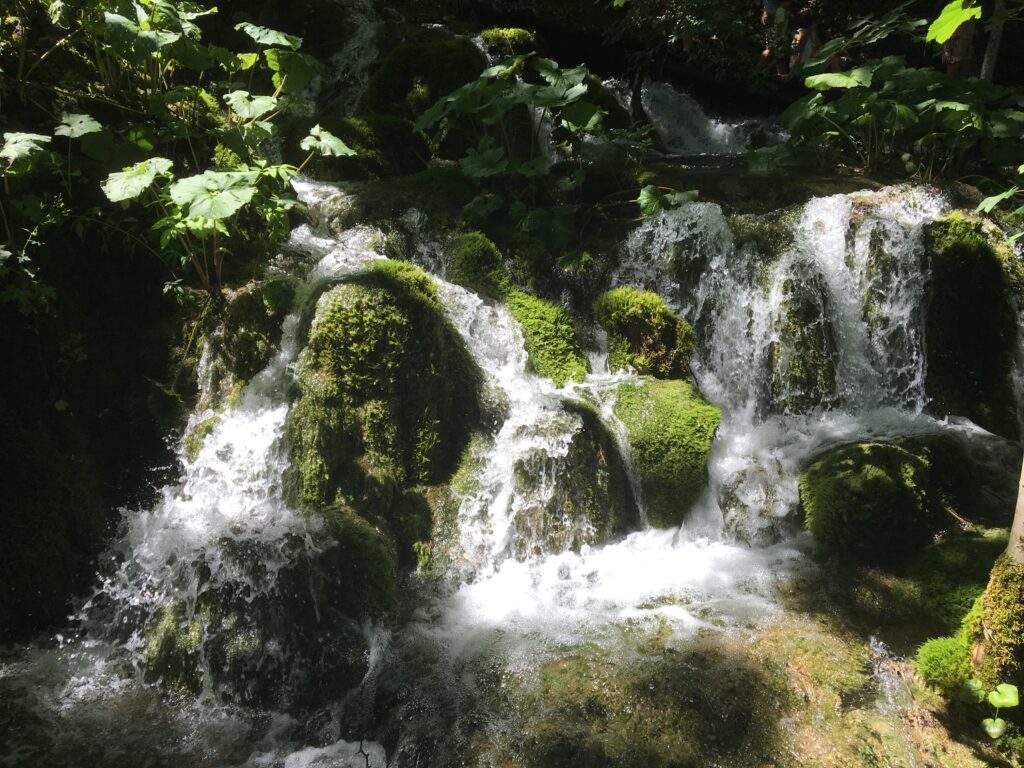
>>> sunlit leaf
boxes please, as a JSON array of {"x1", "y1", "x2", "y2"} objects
[
  {"x1": 55, "y1": 112, "x2": 102, "y2": 139},
  {"x1": 223, "y1": 90, "x2": 279, "y2": 120},
  {"x1": 927, "y1": 1, "x2": 982, "y2": 44},
  {"x1": 1, "y1": 133, "x2": 52, "y2": 165},
  {"x1": 300, "y1": 125, "x2": 356, "y2": 157},
  {"x1": 234, "y1": 22, "x2": 302, "y2": 50},
  {"x1": 988, "y1": 683, "x2": 1019, "y2": 709},
  {"x1": 101, "y1": 157, "x2": 174, "y2": 202},
  {"x1": 805, "y1": 66, "x2": 875, "y2": 90},
  {"x1": 977, "y1": 187, "x2": 1020, "y2": 214},
  {"x1": 168, "y1": 170, "x2": 259, "y2": 219},
  {"x1": 264, "y1": 49, "x2": 319, "y2": 93},
  {"x1": 983, "y1": 717, "x2": 1007, "y2": 739}
]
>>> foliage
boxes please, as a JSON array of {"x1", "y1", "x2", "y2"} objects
[
  {"x1": 593, "y1": 287, "x2": 695, "y2": 378},
  {"x1": 614, "y1": 378, "x2": 721, "y2": 528}
]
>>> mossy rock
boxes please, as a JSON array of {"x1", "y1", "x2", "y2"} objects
[
  {"x1": 287, "y1": 260, "x2": 482, "y2": 511},
  {"x1": 360, "y1": 38, "x2": 486, "y2": 121},
  {"x1": 923, "y1": 214, "x2": 1023, "y2": 440},
  {"x1": 799, "y1": 435, "x2": 970, "y2": 565},
  {"x1": 770, "y1": 274, "x2": 837, "y2": 414},
  {"x1": 183, "y1": 414, "x2": 221, "y2": 463},
  {"x1": 507, "y1": 290, "x2": 589, "y2": 387},
  {"x1": 614, "y1": 378, "x2": 721, "y2": 528},
  {"x1": 479, "y1": 27, "x2": 536, "y2": 54},
  {"x1": 594, "y1": 287, "x2": 695, "y2": 378},
  {"x1": 142, "y1": 507, "x2": 395, "y2": 704},
  {"x1": 510, "y1": 401, "x2": 640, "y2": 558},
  {"x1": 288, "y1": 114, "x2": 430, "y2": 181},
  {"x1": 448, "y1": 231, "x2": 512, "y2": 299},
  {"x1": 973, "y1": 552, "x2": 1024, "y2": 687}
]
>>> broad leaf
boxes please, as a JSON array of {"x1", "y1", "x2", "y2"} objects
[
  {"x1": 927, "y1": 1, "x2": 982, "y2": 44},
  {"x1": 1, "y1": 133, "x2": 52, "y2": 165},
  {"x1": 460, "y1": 137, "x2": 508, "y2": 178},
  {"x1": 55, "y1": 112, "x2": 102, "y2": 139},
  {"x1": 264, "y1": 49, "x2": 319, "y2": 93},
  {"x1": 515, "y1": 156, "x2": 549, "y2": 178},
  {"x1": 983, "y1": 717, "x2": 1007, "y2": 739},
  {"x1": 101, "y1": 157, "x2": 173, "y2": 202},
  {"x1": 805, "y1": 66, "x2": 874, "y2": 90},
  {"x1": 988, "y1": 683, "x2": 1019, "y2": 709},
  {"x1": 958, "y1": 678, "x2": 986, "y2": 704},
  {"x1": 235, "y1": 22, "x2": 302, "y2": 50},
  {"x1": 223, "y1": 90, "x2": 278, "y2": 120},
  {"x1": 168, "y1": 170, "x2": 259, "y2": 219},
  {"x1": 561, "y1": 100, "x2": 605, "y2": 133},
  {"x1": 977, "y1": 187, "x2": 1019, "y2": 214},
  {"x1": 300, "y1": 125, "x2": 356, "y2": 157}
]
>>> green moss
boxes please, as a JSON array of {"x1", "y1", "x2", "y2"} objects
[
  {"x1": 594, "y1": 287, "x2": 695, "y2": 378},
  {"x1": 799, "y1": 436, "x2": 969, "y2": 565},
  {"x1": 360, "y1": 39, "x2": 487, "y2": 121},
  {"x1": 614, "y1": 378, "x2": 721, "y2": 528},
  {"x1": 974, "y1": 553, "x2": 1024, "y2": 687},
  {"x1": 507, "y1": 290, "x2": 589, "y2": 387},
  {"x1": 770, "y1": 275, "x2": 837, "y2": 414},
  {"x1": 287, "y1": 260, "x2": 481, "y2": 512},
  {"x1": 479, "y1": 27, "x2": 536, "y2": 53},
  {"x1": 924, "y1": 214, "x2": 1022, "y2": 440},
  {"x1": 143, "y1": 604, "x2": 203, "y2": 694},
  {"x1": 448, "y1": 232, "x2": 512, "y2": 299},
  {"x1": 915, "y1": 635, "x2": 971, "y2": 695},
  {"x1": 183, "y1": 415, "x2": 220, "y2": 463}
]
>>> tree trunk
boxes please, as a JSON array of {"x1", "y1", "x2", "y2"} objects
[
  {"x1": 1010, "y1": 453, "x2": 1024, "y2": 564},
  {"x1": 980, "y1": 0, "x2": 1007, "y2": 81}
]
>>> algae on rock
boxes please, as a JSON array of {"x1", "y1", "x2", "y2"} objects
[
  {"x1": 770, "y1": 275, "x2": 838, "y2": 414},
  {"x1": 614, "y1": 378, "x2": 721, "y2": 528},
  {"x1": 594, "y1": 286, "x2": 695, "y2": 378},
  {"x1": 923, "y1": 214, "x2": 1023, "y2": 439}
]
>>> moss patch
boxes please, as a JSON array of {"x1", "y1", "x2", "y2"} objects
[
  {"x1": 479, "y1": 27, "x2": 536, "y2": 54},
  {"x1": 594, "y1": 287, "x2": 695, "y2": 378},
  {"x1": 360, "y1": 38, "x2": 486, "y2": 122},
  {"x1": 799, "y1": 436, "x2": 969, "y2": 565},
  {"x1": 448, "y1": 231, "x2": 512, "y2": 299},
  {"x1": 974, "y1": 552, "x2": 1024, "y2": 687},
  {"x1": 507, "y1": 290, "x2": 589, "y2": 387},
  {"x1": 183, "y1": 415, "x2": 220, "y2": 463},
  {"x1": 924, "y1": 214, "x2": 1022, "y2": 440},
  {"x1": 770, "y1": 275, "x2": 837, "y2": 414},
  {"x1": 614, "y1": 378, "x2": 721, "y2": 528}
]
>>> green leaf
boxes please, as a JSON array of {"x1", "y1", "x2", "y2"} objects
[
  {"x1": 805, "y1": 66, "x2": 874, "y2": 90},
  {"x1": 223, "y1": 91, "x2": 279, "y2": 120},
  {"x1": 101, "y1": 157, "x2": 173, "y2": 202},
  {"x1": 460, "y1": 137, "x2": 508, "y2": 178},
  {"x1": 55, "y1": 112, "x2": 102, "y2": 139},
  {"x1": 638, "y1": 185, "x2": 666, "y2": 217},
  {"x1": 959, "y1": 678, "x2": 986, "y2": 704},
  {"x1": 977, "y1": 187, "x2": 1020, "y2": 214},
  {"x1": 561, "y1": 100, "x2": 605, "y2": 133},
  {"x1": 983, "y1": 717, "x2": 1007, "y2": 739},
  {"x1": 300, "y1": 125, "x2": 356, "y2": 157},
  {"x1": 988, "y1": 683, "x2": 1019, "y2": 709},
  {"x1": 927, "y1": 1, "x2": 982, "y2": 44},
  {"x1": 1, "y1": 133, "x2": 52, "y2": 165},
  {"x1": 264, "y1": 49, "x2": 319, "y2": 93},
  {"x1": 515, "y1": 156, "x2": 549, "y2": 178},
  {"x1": 234, "y1": 22, "x2": 302, "y2": 50},
  {"x1": 168, "y1": 170, "x2": 259, "y2": 219}
]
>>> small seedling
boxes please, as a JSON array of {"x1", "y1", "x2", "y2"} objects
[{"x1": 960, "y1": 679, "x2": 1019, "y2": 739}]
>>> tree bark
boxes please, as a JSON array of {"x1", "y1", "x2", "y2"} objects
[
  {"x1": 980, "y1": 0, "x2": 1007, "y2": 81},
  {"x1": 1009, "y1": 452, "x2": 1024, "y2": 563}
]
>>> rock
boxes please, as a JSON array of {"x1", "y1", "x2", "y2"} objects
[
  {"x1": 594, "y1": 286, "x2": 695, "y2": 378},
  {"x1": 769, "y1": 275, "x2": 837, "y2": 414},
  {"x1": 614, "y1": 377, "x2": 721, "y2": 528}
]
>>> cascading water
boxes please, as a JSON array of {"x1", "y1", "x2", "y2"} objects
[{"x1": 2, "y1": 173, "x2": 1020, "y2": 766}]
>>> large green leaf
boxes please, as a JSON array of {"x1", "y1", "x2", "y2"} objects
[
  {"x1": 805, "y1": 66, "x2": 874, "y2": 90},
  {"x1": 101, "y1": 157, "x2": 174, "y2": 202},
  {"x1": 561, "y1": 100, "x2": 605, "y2": 133},
  {"x1": 223, "y1": 90, "x2": 278, "y2": 120},
  {"x1": 1, "y1": 133, "x2": 52, "y2": 165},
  {"x1": 264, "y1": 49, "x2": 319, "y2": 93},
  {"x1": 988, "y1": 683, "x2": 1019, "y2": 709},
  {"x1": 234, "y1": 22, "x2": 302, "y2": 50},
  {"x1": 927, "y1": 1, "x2": 982, "y2": 44},
  {"x1": 168, "y1": 170, "x2": 259, "y2": 219},
  {"x1": 300, "y1": 125, "x2": 356, "y2": 157},
  {"x1": 460, "y1": 137, "x2": 508, "y2": 178},
  {"x1": 55, "y1": 112, "x2": 102, "y2": 139}
]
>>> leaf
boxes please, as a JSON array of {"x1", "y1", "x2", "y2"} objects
[
  {"x1": 977, "y1": 187, "x2": 1019, "y2": 214},
  {"x1": 927, "y1": 1, "x2": 982, "y2": 44},
  {"x1": 958, "y1": 678, "x2": 986, "y2": 704},
  {"x1": 515, "y1": 156, "x2": 549, "y2": 178},
  {"x1": 805, "y1": 66, "x2": 874, "y2": 90},
  {"x1": 223, "y1": 91, "x2": 279, "y2": 120},
  {"x1": 638, "y1": 185, "x2": 666, "y2": 217},
  {"x1": 561, "y1": 100, "x2": 605, "y2": 133},
  {"x1": 264, "y1": 49, "x2": 319, "y2": 93},
  {"x1": 460, "y1": 137, "x2": 508, "y2": 178},
  {"x1": 55, "y1": 112, "x2": 102, "y2": 139},
  {"x1": 463, "y1": 192, "x2": 505, "y2": 224},
  {"x1": 168, "y1": 170, "x2": 259, "y2": 219},
  {"x1": 234, "y1": 22, "x2": 302, "y2": 50},
  {"x1": 1, "y1": 133, "x2": 52, "y2": 165},
  {"x1": 101, "y1": 157, "x2": 173, "y2": 202},
  {"x1": 983, "y1": 717, "x2": 1007, "y2": 739},
  {"x1": 988, "y1": 683, "x2": 1019, "y2": 709},
  {"x1": 300, "y1": 125, "x2": 356, "y2": 157}
]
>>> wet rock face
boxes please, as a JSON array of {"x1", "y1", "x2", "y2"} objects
[
  {"x1": 614, "y1": 377, "x2": 721, "y2": 529},
  {"x1": 510, "y1": 402, "x2": 640, "y2": 558},
  {"x1": 923, "y1": 215, "x2": 1023, "y2": 440},
  {"x1": 769, "y1": 275, "x2": 838, "y2": 415}
]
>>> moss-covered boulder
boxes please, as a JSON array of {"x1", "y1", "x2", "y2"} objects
[
  {"x1": 510, "y1": 401, "x2": 639, "y2": 557},
  {"x1": 799, "y1": 436, "x2": 969, "y2": 565},
  {"x1": 479, "y1": 27, "x2": 536, "y2": 54},
  {"x1": 614, "y1": 378, "x2": 721, "y2": 528},
  {"x1": 448, "y1": 232, "x2": 512, "y2": 299},
  {"x1": 594, "y1": 287, "x2": 695, "y2": 378},
  {"x1": 923, "y1": 214, "x2": 1023, "y2": 439},
  {"x1": 287, "y1": 260, "x2": 482, "y2": 509},
  {"x1": 360, "y1": 38, "x2": 486, "y2": 121},
  {"x1": 770, "y1": 274, "x2": 837, "y2": 414},
  {"x1": 142, "y1": 507, "x2": 395, "y2": 703}
]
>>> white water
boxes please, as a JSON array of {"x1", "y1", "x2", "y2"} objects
[{"x1": 2, "y1": 178, "x2": 1020, "y2": 765}]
